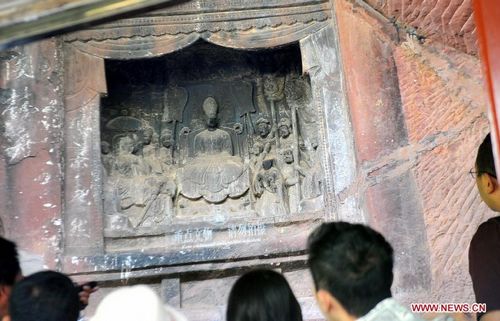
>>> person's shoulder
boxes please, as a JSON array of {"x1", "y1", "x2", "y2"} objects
[
  {"x1": 472, "y1": 217, "x2": 500, "y2": 241},
  {"x1": 357, "y1": 299, "x2": 425, "y2": 321},
  {"x1": 469, "y1": 216, "x2": 500, "y2": 258}
]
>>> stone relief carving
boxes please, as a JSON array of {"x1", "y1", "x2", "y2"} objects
[
  {"x1": 178, "y1": 97, "x2": 249, "y2": 204},
  {"x1": 100, "y1": 44, "x2": 324, "y2": 236}
]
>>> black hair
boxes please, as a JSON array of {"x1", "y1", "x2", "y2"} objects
[
  {"x1": 476, "y1": 133, "x2": 496, "y2": 178},
  {"x1": 0, "y1": 237, "x2": 21, "y2": 286},
  {"x1": 9, "y1": 271, "x2": 80, "y2": 321},
  {"x1": 307, "y1": 222, "x2": 394, "y2": 317},
  {"x1": 227, "y1": 269, "x2": 302, "y2": 321}
]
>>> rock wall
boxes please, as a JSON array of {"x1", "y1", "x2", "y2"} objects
[
  {"x1": 335, "y1": 0, "x2": 493, "y2": 307},
  {"x1": 0, "y1": 39, "x2": 64, "y2": 269},
  {"x1": 364, "y1": 0, "x2": 478, "y2": 55},
  {"x1": 394, "y1": 41, "x2": 494, "y2": 303}
]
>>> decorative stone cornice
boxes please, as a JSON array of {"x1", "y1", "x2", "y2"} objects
[{"x1": 64, "y1": 0, "x2": 331, "y2": 42}]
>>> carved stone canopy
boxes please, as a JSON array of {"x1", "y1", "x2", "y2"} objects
[{"x1": 63, "y1": 0, "x2": 332, "y2": 58}]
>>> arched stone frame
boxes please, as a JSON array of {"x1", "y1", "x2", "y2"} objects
[
  {"x1": 59, "y1": 22, "x2": 345, "y2": 256},
  {"x1": 60, "y1": 0, "x2": 358, "y2": 272}
]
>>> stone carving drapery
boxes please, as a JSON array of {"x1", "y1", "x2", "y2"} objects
[
  {"x1": 63, "y1": 0, "x2": 331, "y2": 58},
  {"x1": 60, "y1": 0, "x2": 335, "y2": 260}
]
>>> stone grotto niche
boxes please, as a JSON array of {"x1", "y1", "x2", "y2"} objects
[{"x1": 100, "y1": 42, "x2": 325, "y2": 252}]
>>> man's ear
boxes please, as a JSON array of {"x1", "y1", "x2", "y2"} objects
[
  {"x1": 0, "y1": 285, "x2": 7, "y2": 300},
  {"x1": 316, "y1": 289, "x2": 335, "y2": 315},
  {"x1": 2, "y1": 315, "x2": 10, "y2": 321},
  {"x1": 482, "y1": 174, "x2": 498, "y2": 194},
  {"x1": 0, "y1": 285, "x2": 11, "y2": 320}
]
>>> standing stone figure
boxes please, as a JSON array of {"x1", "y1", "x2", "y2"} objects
[
  {"x1": 253, "y1": 159, "x2": 288, "y2": 217},
  {"x1": 279, "y1": 148, "x2": 304, "y2": 213}
]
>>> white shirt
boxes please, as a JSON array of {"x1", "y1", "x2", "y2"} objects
[{"x1": 357, "y1": 298, "x2": 453, "y2": 321}]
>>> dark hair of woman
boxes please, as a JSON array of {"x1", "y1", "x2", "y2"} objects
[{"x1": 226, "y1": 269, "x2": 303, "y2": 321}]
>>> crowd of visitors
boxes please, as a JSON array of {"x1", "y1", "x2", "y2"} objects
[{"x1": 0, "y1": 134, "x2": 498, "y2": 321}]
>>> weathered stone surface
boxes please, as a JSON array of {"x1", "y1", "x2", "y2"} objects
[
  {"x1": 0, "y1": 0, "x2": 180, "y2": 50},
  {"x1": 334, "y1": 1, "x2": 491, "y2": 308},
  {"x1": 334, "y1": 0, "x2": 433, "y2": 302},
  {"x1": 300, "y1": 24, "x2": 358, "y2": 221},
  {"x1": 395, "y1": 41, "x2": 486, "y2": 144},
  {"x1": 182, "y1": 275, "x2": 239, "y2": 308},
  {"x1": 0, "y1": 39, "x2": 64, "y2": 268},
  {"x1": 161, "y1": 278, "x2": 181, "y2": 308},
  {"x1": 363, "y1": 0, "x2": 478, "y2": 55},
  {"x1": 394, "y1": 39, "x2": 493, "y2": 303},
  {"x1": 63, "y1": 0, "x2": 331, "y2": 55},
  {"x1": 413, "y1": 122, "x2": 493, "y2": 303},
  {"x1": 335, "y1": 0, "x2": 408, "y2": 163},
  {"x1": 365, "y1": 171, "x2": 432, "y2": 301},
  {"x1": 63, "y1": 46, "x2": 106, "y2": 256}
]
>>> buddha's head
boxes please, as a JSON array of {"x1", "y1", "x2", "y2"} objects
[{"x1": 202, "y1": 97, "x2": 219, "y2": 129}]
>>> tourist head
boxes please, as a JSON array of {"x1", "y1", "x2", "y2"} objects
[
  {"x1": 308, "y1": 222, "x2": 393, "y2": 321},
  {"x1": 474, "y1": 133, "x2": 500, "y2": 211},
  {"x1": 227, "y1": 269, "x2": 302, "y2": 321},
  {"x1": 91, "y1": 285, "x2": 187, "y2": 321},
  {"x1": 7, "y1": 271, "x2": 80, "y2": 321},
  {"x1": 0, "y1": 237, "x2": 21, "y2": 318}
]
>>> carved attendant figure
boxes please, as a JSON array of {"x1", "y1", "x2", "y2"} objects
[
  {"x1": 112, "y1": 135, "x2": 150, "y2": 177},
  {"x1": 253, "y1": 159, "x2": 288, "y2": 217},
  {"x1": 279, "y1": 148, "x2": 305, "y2": 213},
  {"x1": 278, "y1": 117, "x2": 291, "y2": 139},
  {"x1": 141, "y1": 127, "x2": 165, "y2": 175},
  {"x1": 159, "y1": 128, "x2": 174, "y2": 167},
  {"x1": 256, "y1": 116, "x2": 272, "y2": 139}
]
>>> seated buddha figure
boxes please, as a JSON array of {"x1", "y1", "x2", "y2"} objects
[
  {"x1": 193, "y1": 97, "x2": 233, "y2": 157},
  {"x1": 178, "y1": 97, "x2": 249, "y2": 204}
]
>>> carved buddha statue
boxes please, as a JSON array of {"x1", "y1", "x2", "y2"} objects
[
  {"x1": 178, "y1": 96, "x2": 249, "y2": 205},
  {"x1": 193, "y1": 97, "x2": 233, "y2": 156}
]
